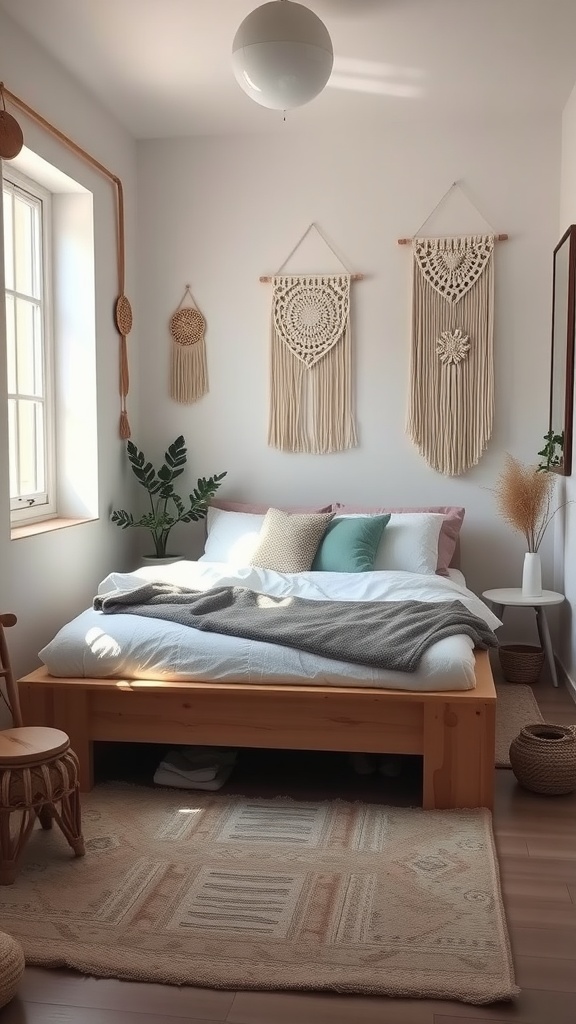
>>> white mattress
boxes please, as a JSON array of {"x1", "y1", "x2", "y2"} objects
[{"x1": 39, "y1": 561, "x2": 501, "y2": 693}]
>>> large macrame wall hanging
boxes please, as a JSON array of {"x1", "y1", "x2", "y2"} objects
[
  {"x1": 261, "y1": 224, "x2": 363, "y2": 454},
  {"x1": 400, "y1": 183, "x2": 508, "y2": 476},
  {"x1": 0, "y1": 82, "x2": 133, "y2": 438},
  {"x1": 169, "y1": 285, "x2": 208, "y2": 404}
]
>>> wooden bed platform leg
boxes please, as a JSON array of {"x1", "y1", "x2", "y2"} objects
[
  {"x1": 422, "y1": 698, "x2": 495, "y2": 810},
  {"x1": 51, "y1": 689, "x2": 94, "y2": 792},
  {"x1": 19, "y1": 681, "x2": 94, "y2": 791}
]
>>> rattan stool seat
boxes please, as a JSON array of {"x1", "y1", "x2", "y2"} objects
[{"x1": 0, "y1": 726, "x2": 69, "y2": 764}]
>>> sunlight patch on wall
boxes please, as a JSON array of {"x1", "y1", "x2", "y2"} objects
[{"x1": 328, "y1": 56, "x2": 425, "y2": 98}]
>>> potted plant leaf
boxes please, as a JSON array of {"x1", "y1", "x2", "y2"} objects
[{"x1": 111, "y1": 435, "x2": 226, "y2": 561}]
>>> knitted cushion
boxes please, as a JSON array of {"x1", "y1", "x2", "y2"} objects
[
  {"x1": 250, "y1": 508, "x2": 334, "y2": 573},
  {"x1": 0, "y1": 932, "x2": 25, "y2": 1009}
]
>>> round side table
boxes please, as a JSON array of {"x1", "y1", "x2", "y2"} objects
[{"x1": 482, "y1": 588, "x2": 564, "y2": 688}]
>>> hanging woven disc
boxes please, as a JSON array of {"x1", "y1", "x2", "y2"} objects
[
  {"x1": 0, "y1": 110, "x2": 23, "y2": 160},
  {"x1": 170, "y1": 306, "x2": 205, "y2": 347},
  {"x1": 169, "y1": 288, "x2": 208, "y2": 404},
  {"x1": 114, "y1": 294, "x2": 133, "y2": 439},
  {"x1": 115, "y1": 294, "x2": 133, "y2": 336}
]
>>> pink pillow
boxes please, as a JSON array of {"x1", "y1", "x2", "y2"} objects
[
  {"x1": 210, "y1": 499, "x2": 333, "y2": 514},
  {"x1": 332, "y1": 505, "x2": 465, "y2": 575}
]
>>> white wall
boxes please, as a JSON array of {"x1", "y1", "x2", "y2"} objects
[
  {"x1": 0, "y1": 10, "x2": 140, "y2": 694},
  {"x1": 558, "y1": 80, "x2": 576, "y2": 681},
  {"x1": 137, "y1": 120, "x2": 560, "y2": 642}
]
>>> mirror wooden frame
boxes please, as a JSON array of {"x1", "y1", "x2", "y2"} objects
[{"x1": 549, "y1": 225, "x2": 576, "y2": 476}]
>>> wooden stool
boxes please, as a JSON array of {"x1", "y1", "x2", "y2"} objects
[{"x1": 0, "y1": 613, "x2": 85, "y2": 885}]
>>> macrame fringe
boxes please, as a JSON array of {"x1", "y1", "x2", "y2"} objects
[
  {"x1": 407, "y1": 235, "x2": 494, "y2": 476},
  {"x1": 268, "y1": 318, "x2": 357, "y2": 454},
  {"x1": 170, "y1": 340, "x2": 208, "y2": 404}
]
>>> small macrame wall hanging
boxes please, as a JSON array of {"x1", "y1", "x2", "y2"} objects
[
  {"x1": 400, "y1": 182, "x2": 508, "y2": 476},
  {"x1": 261, "y1": 224, "x2": 363, "y2": 454},
  {"x1": 169, "y1": 285, "x2": 208, "y2": 404}
]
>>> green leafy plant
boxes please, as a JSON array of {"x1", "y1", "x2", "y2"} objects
[
  {"x1": 537, "y1": 430, "x2": 564, "y2": 472},
  {"x1": 111, "y1": 435, "x2": 226, "y2": 558}
]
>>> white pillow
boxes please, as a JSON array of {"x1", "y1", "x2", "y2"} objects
[
  {"x1": 200, "y1": 507, "x2": 265, "y2": 564},
  {"x1": 335, "y1": 512, "x2": 444, "y2": 575}
]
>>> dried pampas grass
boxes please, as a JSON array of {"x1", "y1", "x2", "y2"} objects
[{"x1": 494, "y1": 454, "x2": 557, "y2": 552}]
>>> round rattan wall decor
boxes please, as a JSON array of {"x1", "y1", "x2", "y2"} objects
[
  {"x1": 115, "y1": 294, "x2": 133, "y2": 337},
  {"x1": 170, "y1": 306, "x2": 206, "y2": 347},
  {"x1": 169, "y1": 286, "x2": 208, "y2": 404}
]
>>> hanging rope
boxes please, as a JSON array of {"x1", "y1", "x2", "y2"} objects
[{"x1": 0, "y1": 82, "x2": 133, "y2": 438}]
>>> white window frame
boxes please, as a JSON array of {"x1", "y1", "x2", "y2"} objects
[{"x1": 3, "y1": 167, "x2": 56, "y2": 525}]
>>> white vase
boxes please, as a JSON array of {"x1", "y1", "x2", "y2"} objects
[{"x1": 521, "y1": 552, "x2": 542, "y2": 598}]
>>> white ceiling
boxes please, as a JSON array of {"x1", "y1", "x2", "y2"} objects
[{"x1": 2, "y1": 0, "x2": 576, "y2": 138}]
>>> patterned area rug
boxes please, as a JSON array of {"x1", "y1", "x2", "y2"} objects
[
  {"x1": 495, "y1": 684, "x2": 544, "y2": 768},
  {"x1": 1, "y1": 786, "x2": 518, "y2": 1004}
]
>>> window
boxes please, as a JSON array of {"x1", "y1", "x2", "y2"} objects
[{"x1": 3, "y1": 168, "x2": 55, "y2": 524}]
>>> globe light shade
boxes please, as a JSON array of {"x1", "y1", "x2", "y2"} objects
[{"x1": 232, "y1": 1, "x2": 334, "y2": 110}]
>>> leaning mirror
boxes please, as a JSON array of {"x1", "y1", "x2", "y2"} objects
[{"x1": 548, "y1": 225, "x2": 576, "y2": 475}]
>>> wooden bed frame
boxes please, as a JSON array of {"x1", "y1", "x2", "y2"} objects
[{"x1": 17, "y1": 651, "x2": 496, "y2": 810}]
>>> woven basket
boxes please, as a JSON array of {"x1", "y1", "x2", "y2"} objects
[
  {"x1": 0, "y1": 932, "x2": 24, "y2": 1009},
  {"x1": 498, "y1": 643, "x2": 545, "y2": 684},
  {"x1": 509, "y1": 723, "x2": 576, "y2": 795}
]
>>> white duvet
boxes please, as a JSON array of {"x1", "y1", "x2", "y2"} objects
[{"x1": 39, "y1": 561, "x2": 501, "y2": 692}]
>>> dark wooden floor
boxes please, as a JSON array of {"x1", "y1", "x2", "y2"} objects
[{"x1": 2, "y1": 675, "x2": 575, "y2": 1024}]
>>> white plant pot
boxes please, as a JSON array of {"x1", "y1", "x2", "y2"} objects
[
  {"x1": 141, "y1": 555, "x2": 185, "y2": 566},
  {"x1": 521, "y1": 552, "x2": 542, "y2": 598}
]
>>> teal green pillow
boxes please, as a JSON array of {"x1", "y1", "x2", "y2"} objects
[{"x1": 311, "y1": 515, "x2": 391, "y2": 572}]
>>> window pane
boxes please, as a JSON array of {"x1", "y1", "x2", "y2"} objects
[
  {"x1": 14, "y1": 192, "x2": 36, "y2": 297},
  {"x1": 34, "y1": 402, "x2": 45, "y2": 493},
  {"x1": 16, "y1": 399, "x2": 44, "y2": 496},
  {"x1": 15, "y1": 298, "x2": 43, "y2": 397},
  {"x1": 5, "y1": 294, "x2": 16, "y2": 394},
  {"x1": 3, "y1": 190, "x2": 14, "y2": 291},
  {"x1": 8, "y1": 399, "x2": 18, "y2": 499}
]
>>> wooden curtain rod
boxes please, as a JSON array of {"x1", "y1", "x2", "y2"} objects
[
  {"x1": 397, "y1": 233, "x2": 509, "y2": 245},
  {"x1": 1, "y1": 84, "x2": 120, "y2": 186},
  {"x1": 260, "y1": 272, "x2": 364, "y2": 282},
  {"x1": 0, "y1": 82, "x2": 132, "y2": 439}
]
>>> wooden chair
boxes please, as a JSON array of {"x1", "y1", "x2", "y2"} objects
[{"x1": 0, "y1": 613, "x2": 85, "y2": 885}]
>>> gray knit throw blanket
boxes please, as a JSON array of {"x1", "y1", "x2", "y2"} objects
[{"x1": 94, "y1": 583, "x2": 497, "y2": 673}]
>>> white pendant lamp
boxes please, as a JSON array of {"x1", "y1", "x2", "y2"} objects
[{"x1": 232, "y1": 1, "x2": 334, "y2": 110}]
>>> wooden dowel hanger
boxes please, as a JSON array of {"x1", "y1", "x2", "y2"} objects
[
  {"x1": 260, "y1": 272, "x2": 364, "y2": 282},
  {"x1": 397, "y1": 233, "x2": 509, "y2": 246}
]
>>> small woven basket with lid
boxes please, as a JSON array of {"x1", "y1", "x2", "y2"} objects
[{"x1": 509, "y1": 723, "x2": 576, "y2": 795}]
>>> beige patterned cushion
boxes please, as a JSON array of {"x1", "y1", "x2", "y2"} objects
[{"x1": 249, "y1": 508, "x2": 334, "y2": 573}]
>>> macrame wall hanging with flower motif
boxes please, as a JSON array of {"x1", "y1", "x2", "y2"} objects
[
  {"x1": 169, "y1": 285, "x2": 208, "y2": 404},
  {"x1": 401, "y1": 182, "x2": 508, "y2": 477},
  {"x1": 261, "y1": 224, "x2": 363, "y2": 454}
]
